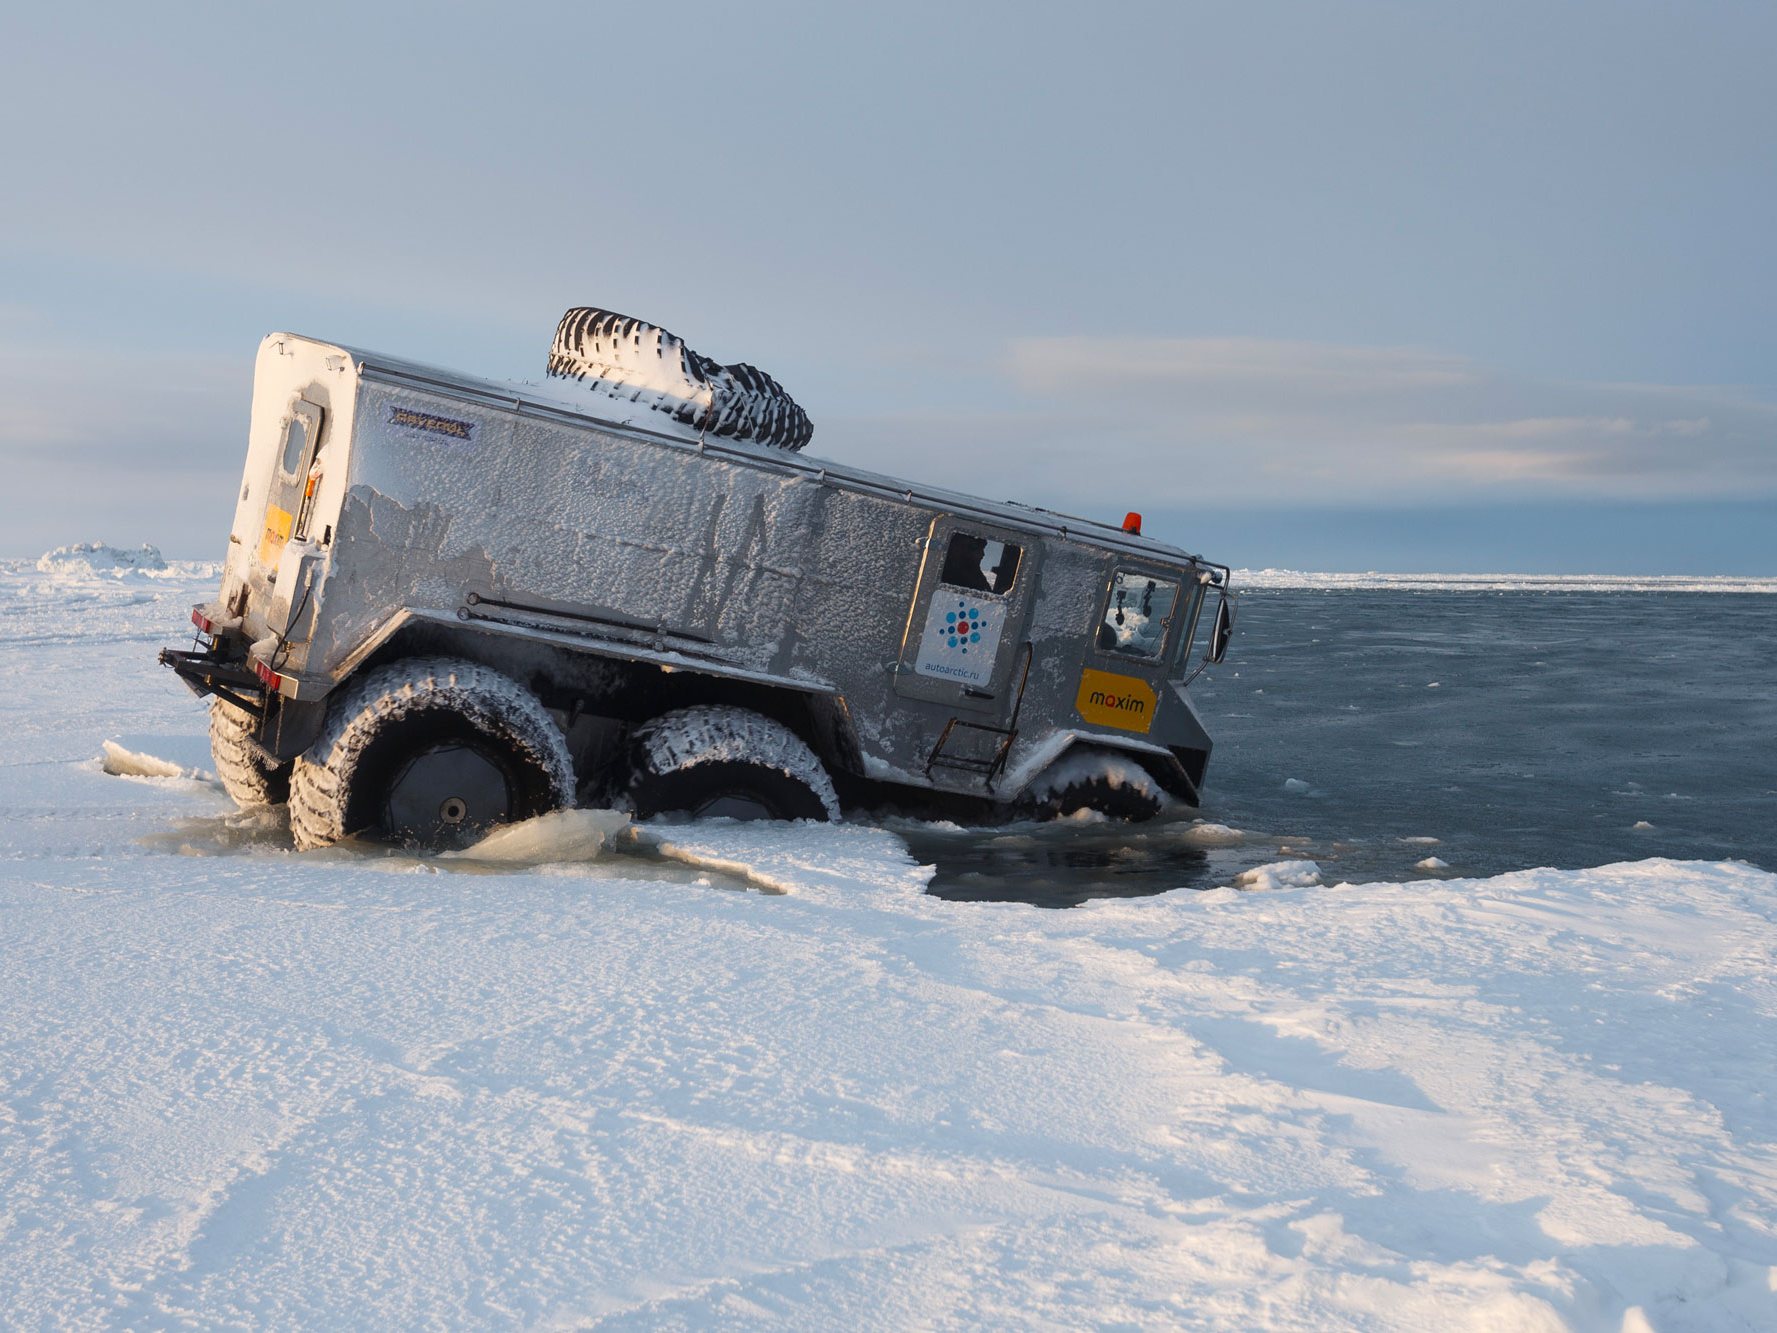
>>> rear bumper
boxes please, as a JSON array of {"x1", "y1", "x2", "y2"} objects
[{"x1": 158, "y1": 645, "x2": 269, "y2": 715}]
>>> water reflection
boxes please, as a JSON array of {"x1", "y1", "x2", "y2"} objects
[
  {"x1": 897, "y1": 815, "x2": 1246, "y2": 908},
  {"x1": 918, "y1": 586, "x2": 1777, "y2": 908}
]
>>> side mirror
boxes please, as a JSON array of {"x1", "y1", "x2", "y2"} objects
[{"x1": 1208, "y1": 594, "x2": 1234, "y2": 665}]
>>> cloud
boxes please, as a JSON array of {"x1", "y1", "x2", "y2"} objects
[
  {"x1": 1419, "y1": 447, "x2": 1610, "y2": 483},
  {"x1": 819, "y1": 337, "x2": 1777, "y2": 510},
  {"x1": 1008, "y1": 336, "x2": 1479, "y2": 396}
]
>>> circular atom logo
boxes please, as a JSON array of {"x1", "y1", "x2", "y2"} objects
[{"x1": 944, "y1": 599, "x2": 985, "y2": 653}]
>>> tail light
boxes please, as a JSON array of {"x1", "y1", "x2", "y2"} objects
[
  {"x1": 252, "y1": 659, "x2": 283, "y2": 692},
  {"x1": 191, "y1": 608, "x2": 216, "y2": 635}
]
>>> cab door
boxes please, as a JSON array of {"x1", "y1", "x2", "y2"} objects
[{"x1": 892, "y1": 516, "x2": 1039, "y2": 730}]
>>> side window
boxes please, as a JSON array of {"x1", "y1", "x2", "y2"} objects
[
  {"x1": 1174, "y1": 578, "x2": 1208, "y2": 665},
  {"x1": 939, "y1": 532, "x2": 1021, "y2": 596},
  {"x1": 280, "y1": 401, "x2": 322, "y2": 479},
  {"x1": 1098, "y1": 571, "x2": 1179, "y2": 660}
]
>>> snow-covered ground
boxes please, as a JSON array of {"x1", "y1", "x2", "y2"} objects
[{"x1": 3, "y1": 555, "x2": 1774, "y2": 1329}]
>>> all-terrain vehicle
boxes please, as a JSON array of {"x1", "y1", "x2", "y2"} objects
[{"x1": 161, "y1": 309, "x2": 1234, "y2": 849}]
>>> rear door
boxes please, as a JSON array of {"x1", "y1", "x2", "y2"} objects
[{"x1": 254, "y1": 396, "x2": 324, "y2": 576}]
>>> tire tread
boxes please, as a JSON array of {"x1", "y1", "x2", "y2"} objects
[
  {"x1": 288, "y1": 657, "x2": 574, "y2": 850},
  {"x1": 210, "y1": 701, "x2": 291, "y2": 810},
  {"x1": 627, "y1": 705, "x2": 838, "y2": 821}
]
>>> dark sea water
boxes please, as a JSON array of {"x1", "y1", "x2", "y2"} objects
[{"x1": 914, "y1": 588, "x2": 1777, "y2": 906}]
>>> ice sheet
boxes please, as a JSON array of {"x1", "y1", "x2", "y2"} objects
[{"x1": 1235, "y1": 568, "x2": 1777, "y2": 593}]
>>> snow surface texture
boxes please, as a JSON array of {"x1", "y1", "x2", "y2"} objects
[
  {"x1": 547, "y1": 307, "x2": 814, "y2": 451},
  {"x1": 3, "y1": 558, "x2": 1776, "y2": 1329}
]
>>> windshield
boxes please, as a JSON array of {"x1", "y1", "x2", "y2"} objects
[{"x1": 1097, "y1": 571, "x2": 1178, "y2": 660}]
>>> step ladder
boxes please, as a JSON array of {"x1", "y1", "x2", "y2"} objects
[{"x1": 923, "y1": 643, "x2": 1034, "y2": 791}]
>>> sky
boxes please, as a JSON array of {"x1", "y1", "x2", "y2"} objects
[{"x1": 2, "y1": 1, "x2": 1772, "y2": 573}]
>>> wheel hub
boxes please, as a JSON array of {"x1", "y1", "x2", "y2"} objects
[{"x1": 385, "y1": 742, "x2": 511, "y2": 846}]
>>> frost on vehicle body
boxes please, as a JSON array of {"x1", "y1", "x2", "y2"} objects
[{"x1": 162, "y1": 312, "x2": 1234, "y2": 845}]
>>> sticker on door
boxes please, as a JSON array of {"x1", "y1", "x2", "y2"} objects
[
  {"x1": 1075, "y1": 667, "x2": 1158, "y2": 733},
  {"x1": 914, "y1": 585, "x2": 1007, "y2": 687}
]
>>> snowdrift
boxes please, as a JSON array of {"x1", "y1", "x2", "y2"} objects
[{"x1": 35, "y1": 541, "x2": 168, "y2": 575}]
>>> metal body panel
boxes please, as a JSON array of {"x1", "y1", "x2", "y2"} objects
[{"x1": 206, "y1": 333, "x2": 1229, "y2": 804}]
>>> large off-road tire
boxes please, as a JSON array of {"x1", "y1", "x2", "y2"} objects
[
  {"x1": 289, "y1": 657, "x2": 575, "y2": 851},
  {"x1": 547, "y1": 307, "x2": 814, "y2": 451},
  {"x1": 210, "y1": 699, "x2": 291, "y2": 810},
  {"x1": 626, "y1": 705, "x2": 839, "y2": 822},
  {"x1": 1015, "y1": 750, "x2": 1165, "y2": 823}
]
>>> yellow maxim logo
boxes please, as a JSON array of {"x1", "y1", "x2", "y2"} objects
[
  {"x1": 257, "y1": 505, "x2": 293, "y2": 567},
  {"x1": 1075, "y1": 667, "x2": 1159, "y2": 734}
]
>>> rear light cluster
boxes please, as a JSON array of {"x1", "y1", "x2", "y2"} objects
[{"x1": 192, "y1": 604, "x2": 284, "y2": 693}]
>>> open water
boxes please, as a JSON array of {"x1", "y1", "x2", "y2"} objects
[{"x1": 915, "y1": 587, "x2": 1777, "y2": 906}]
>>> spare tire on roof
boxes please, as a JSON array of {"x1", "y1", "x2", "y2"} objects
[{"x1": 547, "y1": 307, "x2": 814, "y2": 452}]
